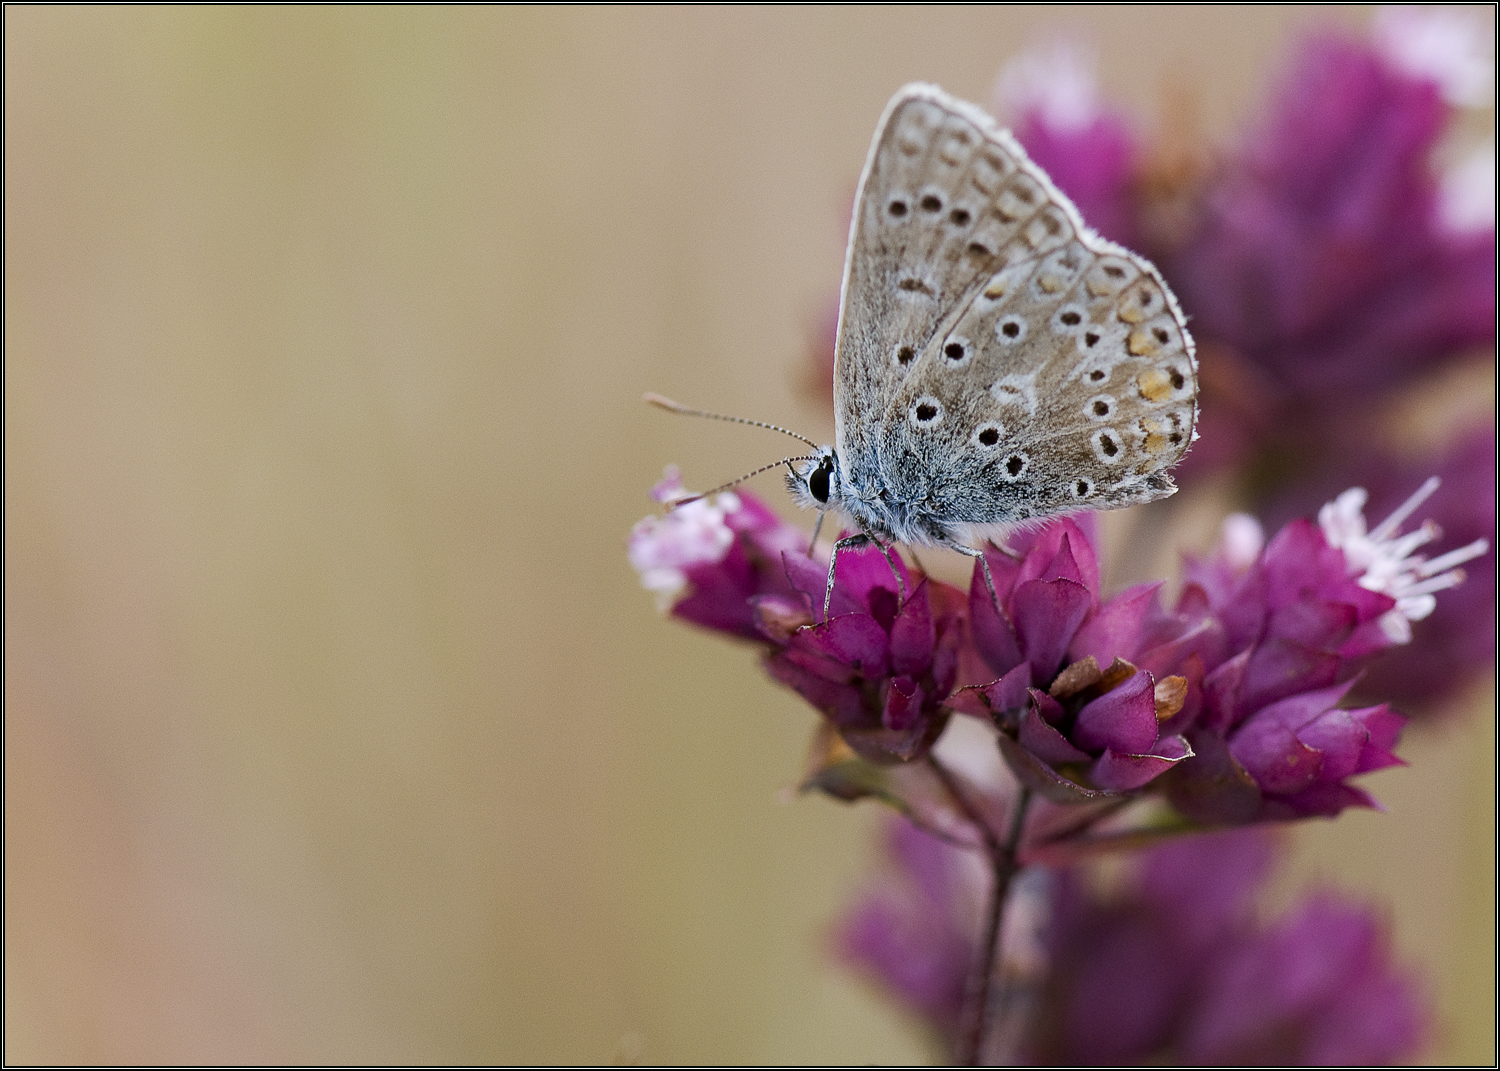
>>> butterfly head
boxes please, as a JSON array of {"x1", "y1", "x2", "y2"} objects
[{"x1": 787, "y1": 446, "x2": 841, "y2": 513}]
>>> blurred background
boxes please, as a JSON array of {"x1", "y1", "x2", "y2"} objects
[{"x1": 6, "y1": 6, "x2": 1493, "y2": 1063}]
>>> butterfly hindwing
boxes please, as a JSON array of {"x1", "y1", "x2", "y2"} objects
[{"x1": 833, "y1": 83, "x2": 1196, "y2": 537}]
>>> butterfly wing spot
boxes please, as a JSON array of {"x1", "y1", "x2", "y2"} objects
[
  {"x1": 981, "y1": 262, "x2": 1033, "y2": 302},
  {"x1": 1131, "y1": 414, "x2": 1180, "y2": 459},
  {"x1": 1052, "y1": 304, "x2": 1086, "y2": 332},
  {"x1": 893, "y1": 343, "x2": 917, "y2": 367},
  {"x1": 1024, "y1": 206, "x2": 1072, "y2": 252},
  {"x1": 1092, "y1": 428, "x2": 1124, "y2": 464},
  {"x1": 1117, "y1": 284, "x2": 1162, "y2": 324},
  {"x1": 887, "y1": 198, "x2": 909, "y2": 217},
  {"x1": 1135, "y1": 364, "x2": 1194, "y2": 405},
  {"x1": 897, "y1": 274, "x2": 936, "y2": 298},
  {"x1": 969, "y1": 154, "x2": 1005, "y2": 196},
  {"x1": 973, "y1": 423, "x2": 1004, "y2": 448},
  {"x1": 943, "y1": 336, "x2": 972, "y2": 366},
  {"x1": 910, "y1": 396, "x2": 945, "y2": 426},
  {"x1": 1071, "y1": 478, "x2": 1096, "y2": 500},
  {"x1": 948, "y1": 207, "x2": 972, "y2": 226},
  {"x1": 1086, "y1": 257, "x2": 1139, "y2": 298},
  {"x1": 990, "y1": 372, "x2": 1039, "y2": 415},
  {"x1": 1085, "y1": 394, "x2": 1117, "y2": 420},
  {"x1": 918, "y1": 190, "x2": 945, "y2": 213},
  {"x1": 967, "y1": 240, "x2": 997, "y2": 260},
  {"x1": 1001, "y1": 452, "x2": 1029, "y2": 481},
  {"x1": 995, "y1": 315, "x2": 1028, "y2": 343}
]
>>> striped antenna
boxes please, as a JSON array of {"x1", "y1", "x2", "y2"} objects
[
  {"x1": 667, "y1": 455, "x2": 817, "y2": 509},
  {"x1": 644, "y1": 392, "x2": 820, "y2": 450}
]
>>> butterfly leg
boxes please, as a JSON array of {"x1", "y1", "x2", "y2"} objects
[
  {"x1": 869, "y1": 535, "x2": 908, "y2": 606},
  {"x1": 949, "y1": 542, "x2": 1001, "y2": 616},
  {"x1": 823, "y1": 532, "x2": 908, "y2": 620},
  {"x1": 823, "y1": 533, "x2": 870, "y2": 621}
]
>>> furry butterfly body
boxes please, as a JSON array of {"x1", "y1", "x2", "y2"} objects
[{"x1": 789, "y1": 84, "x2": 1197, "y2": 567}]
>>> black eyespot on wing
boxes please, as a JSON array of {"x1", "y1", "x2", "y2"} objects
[
  {"x1": 1060, "y1": 310, "x2": 1081, "y2": 326},
  {"x1": 1084, "y1": 331, "x2": 1100, "y2": 348},
  {"x1": 1101, "y1": 435, "x2": 1118, "y2": 457},
  {"x1": 916, "y1": 403, "x2": 938, "y2": 422},
  {"x1": 896, "y1": 344, "x2": 915, "y2": 365},
  {"x1": 888, "y1": 199, "x2": 908, "y2": 217},
  {"x1": 1103, "y1": 265, "x2": 1125, "y2": 278},
  {"x1": 1001, "y1": 321, "x2": 1020, "y2": 338},
  {"x1": 949, "y1": 207, "x2": 971, "y2": 226},
  {"x1": 1093, "y1": 400, "x2": 1109, "y2": 416},
  {"x1": 1006, "y1": 455, "x2": 1025, "y2": 476},
  {"x1": 944, "y1": 341, "x2": 965, "y2": 360},
  {"x1": 1154, "y1": 327, "x2": 1170, "y2": 344},
  {"x1": 1088, "y1": 369, "x2": 1107, "y2": 382},
  {"x1": 978, "y1": 427, "x2": 999, "y2": 446},
  {"x1": 920, "y1": 193, "x2": 943, "y2": 212},
  {"x1": 1170, "y1": 369, "x2": 1185, "y2": 389}
]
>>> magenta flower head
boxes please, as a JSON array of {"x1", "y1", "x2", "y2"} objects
[
  {"x1": 763, "y1": 542, "x2": 965, "y2": 763},
  {"x1": 946, "y1": 519, "x2": 1194, "y2": 797},
  {"x1": 628, "y1": 467, "x2": 808, "y2": 641},
  {"x1": 1160, "y1": 476, "x2": 1489, "y2": 822},
  {"x1": 629, "y1": 469, "x2": 963, "y2": 763}
]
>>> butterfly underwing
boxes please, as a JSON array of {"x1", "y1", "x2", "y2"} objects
[{"x1": 786, "y1": 83, "x2": 1197, "y2": 608}]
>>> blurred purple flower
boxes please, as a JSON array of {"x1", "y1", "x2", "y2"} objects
[
  {"x1": 1029, "y1": 829, "x2": 1427, "y2": 1064},
  {"x1": 1188, "y1": 31, "x2": 1495, "y2": 396},
  {"x1": 1168, "y1": 31, "x2": 1496, "y2": 470},
  {"x1": 836, "y1": 818, "x2": 975, "y2": 1045},
  {"x1": 839, "y1": 821, "x2": 1427, "y2": 1065},
  {"x1": 996, "y1": 37, "x2": 1141, "y2": 247}
]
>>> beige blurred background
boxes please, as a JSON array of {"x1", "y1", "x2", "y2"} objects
[{"x1": 5, "y1": 6, "x2": 1493, "y2": 1064}]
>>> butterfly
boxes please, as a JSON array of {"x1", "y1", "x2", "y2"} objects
[
  {"x1": 652, "y1": 83, "x2": 1197, "y2": 618},
  {"x1": 785, "y1": 83, "x2": 1197, "y2": 613}
]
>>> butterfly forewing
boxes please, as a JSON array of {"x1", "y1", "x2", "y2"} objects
[{"x1": 833, "y1": 84, "x2": 1197, "y2": 537}]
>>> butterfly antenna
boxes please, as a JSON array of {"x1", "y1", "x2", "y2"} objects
[
  {"x1": 644, "y1": 392, "x2": 820, "y2": 450},
  {"x1": 667, "y1": 456, "x2": 818, "y2": 509}
]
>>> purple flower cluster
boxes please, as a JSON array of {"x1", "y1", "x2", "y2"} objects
[
  {"x1": 629, "y1": 465, "x2": 1485, "y2": 821},
  {"x1": 991, "y1": 19, "x2": 1498, "y2": 713},
  {"x1": 839, "y1": 819, "x2": 1426, "y2": 1065}
]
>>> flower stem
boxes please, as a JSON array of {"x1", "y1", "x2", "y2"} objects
[{"x1": 957, "y1": 786, "x2": 1031, "y2": 1066}]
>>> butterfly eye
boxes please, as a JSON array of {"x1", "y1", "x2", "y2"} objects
[{"x1": 808, "y1": 457, "x2": 834, "y2": 503}]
